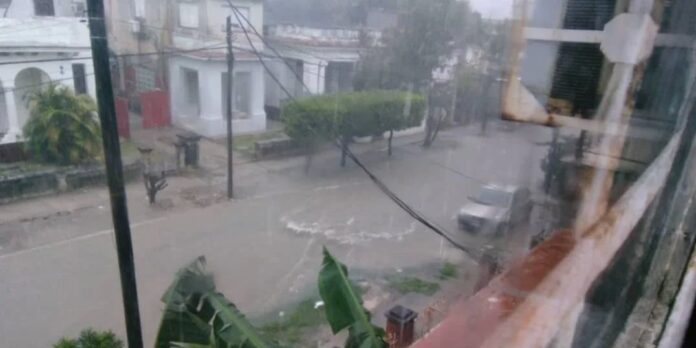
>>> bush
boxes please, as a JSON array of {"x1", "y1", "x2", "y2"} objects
[
  {"x1": 388, "y1": 276, "x2": 441, "y2": 295},
  {"x1": 23, "y1": 84, "x2": 102, "y2": 165},
  {"x1": 53, "y1": 329, "x2": 124, "y2": 348},
  {"x1": 438, "y1": 262, "x2": 458, "y2": 280},
  {"x1": 281, "y1": 90, "x2": 425, "y2": 146}
]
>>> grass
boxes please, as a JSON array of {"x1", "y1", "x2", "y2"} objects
[
  {"x1": 119, "y1": 139, "x2": 140, "y2": 162},
  {"x1": 233, "y1": 129, "x2": 285, "y2": 157},
  {"x1": 438, "y1": 262, "x2": 458, "y2": 280},
  {"x1": 388, "y1": 276, "x2": 441, "y2": 296},
  {"x1": 260, "y1": 299, "x2": 326, "y2": 347}
]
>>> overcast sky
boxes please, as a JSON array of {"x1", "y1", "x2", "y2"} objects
[{"x1": 470, "y1": 0, "x2": 514, "y2": 19}]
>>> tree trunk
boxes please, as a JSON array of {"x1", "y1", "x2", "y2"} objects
[
  {"x1": 431, "y1": 110, "x2": 445, "y2": 143},
  {"x1": 340, "y1": 135, "x2": 349, "y2": 167},
  {"x1": 388, "y1": 130, "x2": 394, "y2": 156},
  {"x1": 304, "y1": 151, "x2": 314, "y2": 174}
]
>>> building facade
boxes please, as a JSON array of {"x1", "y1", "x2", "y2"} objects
[
  {"x1": 0, "y1": 0, "x2": 96, "y2": 145},
  {"x1": 167, "y1": 0, "x2": 266, "y2": 136},
  {"x1": 264, "y1": 24, "x2": 366, "y2": 108}
]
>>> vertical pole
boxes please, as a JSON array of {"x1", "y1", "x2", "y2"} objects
[
  {"x1": 86, "y1": 1, "x2": 143, "y2": 347},
  {"x1": 226, "y1": 16, "x2": 235, "y2": 199}
]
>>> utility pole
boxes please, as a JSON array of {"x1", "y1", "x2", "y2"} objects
[
  {"x1": 86, "y1": 1, "x2": 143, "y2": 347},
  {"x1": 226, "y1": 16, "x2": 235, "y2": 199}
]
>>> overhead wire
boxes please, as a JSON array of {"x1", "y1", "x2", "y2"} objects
[
  {"x1": 229, "y1": 6, "x2": 314, "y2": 95},
  {"x1": 229, "y1": 4, "x2": 295, "y2": 100},
  {"x1": 1, "y1": 9, "x2": 479, "y2": 258},
  {"x1": 0, "y1": 43, "x2": 227, "y2": 95}
]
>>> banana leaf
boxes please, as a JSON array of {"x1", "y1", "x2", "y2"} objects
[
  {"x1": 318, "y1": 247, "x2": 387, "y2": 348},
  {"x1": 155, "y1": 257, "x2": 280, "y2": 348}
]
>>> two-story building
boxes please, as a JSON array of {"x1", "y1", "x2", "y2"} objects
[
  {"x1": 167, "y1": 0, "x2": 266, "y2": 136},
  {"x1": 263, "y1": 5, "x2": 395, "y2": 109},
  {"x1": 0, "y1": 0, "x2": 96, "y2": 144}
]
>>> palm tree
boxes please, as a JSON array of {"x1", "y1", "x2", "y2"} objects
[{"x1": 23, "y1": 84, "x2": 102, "y2": 165}]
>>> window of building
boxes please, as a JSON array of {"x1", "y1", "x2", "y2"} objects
[
  {"x1": 72, "y1": 64, "x2": 87, "y2": 95},
  {"x1": 132, "y1": 0, "x2": 145, "y2": 18},
  {"x1": 221, "y1": 71, "x2": 251, "y2": 118},
  {"x1": 34, "y1": 0, "x2": 55, "y2": 16},
  {"x1": 178, "y1": 2, "x2": 199, "y2": 29},
  {"x1": 228, "y1": 6, "x2": 250, "y2": 29}
]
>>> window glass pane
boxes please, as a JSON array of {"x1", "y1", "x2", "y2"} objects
[{"x1": 4, "y1": 0, "x2": 696, "y2": 347}]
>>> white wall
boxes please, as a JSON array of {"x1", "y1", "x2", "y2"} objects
[
  {"x1": 4, "y1": 0, "x2": 84, "y2": 18},
  {"x1": 0, "y1": 49, "x2": 96, "y2": 144},
  {"x1": 205, "y1": 0, "x2": 263, "y2": 40},
  {"x1": 169, "y1": 55, "x2": 266, "y2": 136}
]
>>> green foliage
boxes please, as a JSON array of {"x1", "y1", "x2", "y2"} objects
[
  {"x1": 438, "y1": 262, "x2": 458, "y2": 280},
  {"x1": 260, "y1": 299, "x2": 326, "y2": 347},
  {"x1": 53, "y1": 329, "x2": 124, "y2": 348},
  {"x1": 155, "y1": 257, "x2": 280, "y2": 348},
  {"x1": 23, "y1": 84, "x2": 102, "y2": 165},
  {"x1": 318, "y1": 247, "x2": 388, "y2": 348},
  {"x1": 388, "y1": 276, "x2": 441, "y2": 295},
  {"x1": 282, "y1": 91, "x2": 425, "y2": 145},
  {"x1": 157, "y1": 251, "x2": 387, "y2": 348}
]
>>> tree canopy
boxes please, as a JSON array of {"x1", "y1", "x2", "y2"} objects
[
  {"x1": 23, "y1": 84, "x2": 102, "y2": 165},
  {"x1": 282, "y1": 90, "x2": 425, "y2": 145}
]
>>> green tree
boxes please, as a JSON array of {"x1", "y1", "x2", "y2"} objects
[
  {"x1": 282, "y1": 91, "x2": 424, "y2": 167},
  {"x1": 23, "y1": 84, "x2": 102, "y2": 165},
  {"x1": 53, "y1": 329, "x2": 124, "y2": 348}
]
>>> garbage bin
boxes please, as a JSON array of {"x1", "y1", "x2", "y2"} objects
[{"x1": 176, "y1": 133, "x2": 202, "y2": 168}]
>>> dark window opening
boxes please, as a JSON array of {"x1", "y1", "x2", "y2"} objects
[
  {"x1": 562, "y1": 0, "x2": 616, "y2": 30},
  {"x1": 34, "y1": 0, "x2": 55, "y2": 16},
  {"x1": 549, "y1": 43, "x2": 605, "y2": 115},
  {"x1": 72, "y1": 64, "x2": 87, "y2": 95}
]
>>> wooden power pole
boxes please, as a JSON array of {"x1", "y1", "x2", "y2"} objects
[{"x1": 226, "y1": 16, "x2": 235, "y2": 199}]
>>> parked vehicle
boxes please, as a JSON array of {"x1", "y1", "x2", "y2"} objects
[{"x1": 457, "y1": 184, "x2": 532, "y2": 235}]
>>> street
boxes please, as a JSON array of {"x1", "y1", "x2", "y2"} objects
[{"x1": 0, "y1": 123, "x2": 551, "y2": 347}]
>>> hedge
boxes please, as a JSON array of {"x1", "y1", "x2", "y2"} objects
[{"x1": 281, "y1": 90, "x2": 425, "y2": 145}]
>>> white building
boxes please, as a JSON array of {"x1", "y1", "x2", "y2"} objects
[
  {"x1": 264, "y1": 25, "x2": 367, "y2": 107},
  {"x1": 0, "y1": 0, "x2": 86, "y2": 18},
  {"x1": 0, "y1": 10, "x2": 96, "y2": 144},
  {"x1": 168, "y1": 0, "x2": 266, "y2": 137}
]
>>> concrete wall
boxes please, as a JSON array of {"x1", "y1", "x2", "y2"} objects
[
  {"x1": 171, "y1": 0, "x2": 263, "y2": 50},
  {"x1": 168, "y1": 55, "x2": 266, "y2": 136},
  {"x1": 105, "y1": 0, "x2": 169, "y2": 55},
  {"x1": 4, "y1": 0, "x2": 84, "y2": 18},
  {"x1": 205, "y1": 0, "x2": 263, "y2": 43},
  {"x1": 264, "y1": 42, "x2": 361, "y2": 106}
]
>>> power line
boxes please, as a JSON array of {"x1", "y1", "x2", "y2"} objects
[
  {"x1": 229, "y1": 3, "x2": 295, "y2": 100},
  {"x1": 229, "y1": 5, "x2": 313, "y2": 95},
  {"x1": 226, "y1": 1, "x2": 477, "y2": 258},
  {"x1": 0, "y1": 44, "x2": 228, "y2": 95},
  {"x1": 0, "y1": 43, "x2": 226, "y2": 66}
]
